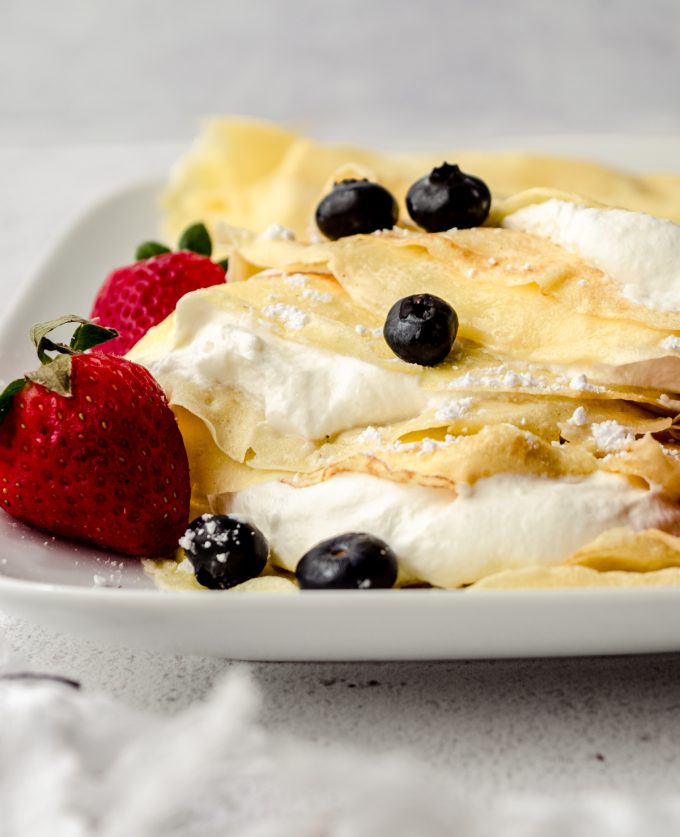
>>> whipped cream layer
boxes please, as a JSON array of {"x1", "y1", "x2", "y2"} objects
[
  {"x1": 502, "y1": 199, "x2": 680, "y2": 312},
  {"x1": 224, "y1": 472, "x2": 680, "y2": 587},
  {"x1": 135, "y1": 308, "x2": 425, "y2": 439}
]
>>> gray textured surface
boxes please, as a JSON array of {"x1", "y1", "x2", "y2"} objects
[
  {"x1": 2, "y1": 0, "x2": 680, "y2": 801},
  {"x1": 4, "y1": 612, "x2": 680, "y2": 796}
]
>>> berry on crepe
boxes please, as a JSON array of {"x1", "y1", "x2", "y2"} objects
[
  {"x1": 406, "y1": 163, "x2": 491, "y2": 231},
  {"x1": 180, "y1": 514, "x2": 269, "y2": 590},
  {"x1": 315, "y1": 179, "x2": 399, "y2": 240},
  {"x1": 383, "y1": 293, "x2": 458, "y2": 366}
]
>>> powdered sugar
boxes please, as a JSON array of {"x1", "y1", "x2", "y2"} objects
[
  {"x1": 590, "y1": 420, "x2": 635, "y2": 452},
  {"x1": 283, "y1": 273, "x2": 308, "y2": 287},
  {"x1": 258, "y1": 223, "x2": 295, "y2": 241},
  {"x1": 301, "y1": 287, "x2": 332, "y2": 303},
  {"x1": 356, "y1": 426, "x2": 383, "y2": 445},
  {"x1": 435, "y1": 397, "x2": 473, "y2": 422},
  {"x1": 567, "y1": 406, "x2": 589, "y2": 426},
  {"x1": 569, "y1": 373, "x2": 605, "y2": 393},
  {"x1": 447, "y1": 365, "x2": 550, "y2": 391},
  {"x1": 282, "y1": 275, "x2": 332, "y2": 303},
  {"x1": 355, "y1": 325, "x2": 383, "y2": 337},
  {"x1": 355, "y1": 426, "x2": 460, "y2": 456},
  {"x1": 263, "y1": 303, "x2": 309, "y2": 329},
  {"x1": 662, "y1": 335, "x2": 680, "y2": 352}
]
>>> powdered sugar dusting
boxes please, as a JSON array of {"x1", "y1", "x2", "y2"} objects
[
  {"x1": 567, "y1": 406, "x2": 589, "y2": 426},
  {"x1": 258, "y1": 223, "x2": 295, "y2": 241},
  {"x1": 569, "y1": 373, "x2": 605, "y2": 393},
  {"x1": 356, "y1": 426, "x2": 383, "y2": 445},
  {"x1": 662, "y1": 335, "x2": 680, "y2": 352},
  {"x1": 263, "y1": 303, "x2": 308, "y2": 329},
  {"x1": 283, "y1": 273, "x2": 308, "y2": 287},
  {"x1": 447, "y1": 365, "x2": 551, "y2": 391},
  {"x1": 435, "y1": 397, "x2": 473, "y2": 422},
  {"x1": 301, "y1": 287, "x2": 332, "y2": 303},
  {"x1": 355, "y1": 324, "x2": 383, "y2": 337},
  {"x1": 590, "y1": 420, "x2": 635, "y2": 452}
]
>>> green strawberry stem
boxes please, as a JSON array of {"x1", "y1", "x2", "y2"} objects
[
  {"x1": 134, "y1": 222, "x2": 224, "y2": 268},
  {"x1": 31, "y1": 315, "x2": 118, "y2": 365},
  {"x1": 135, "y1": 241, "x2": 171, "y2": 260},
  {"x1": 25, "y1": 354, "x2": 74, "y2": 398},
  {"x1": 0, "y1": 315, "x2": 119, "y2": 415},
  {"x1": 0, "y1": 379, "x2": 27, "y2": 422},
  {"x1": 178, "y1": 222, "x2": 212, "y2": 257}
]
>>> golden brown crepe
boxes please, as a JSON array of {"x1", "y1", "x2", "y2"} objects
[
  {"x1": 162, "y1": 118, "x2": 680, "y2": 243},
  {"x1": 134, "y1": 120, "x2": 680, "y2": 591}
]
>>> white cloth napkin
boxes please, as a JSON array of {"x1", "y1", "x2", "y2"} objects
[{"x1": 2, "y1": 659, "x2": 680, "y2": 837}]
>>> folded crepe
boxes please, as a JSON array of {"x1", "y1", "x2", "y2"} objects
[
  {"x1": 162, "y1": 118, "x2": 680, "y2": 242},
  {"x1": 136, "y1": 120, "x2": 680, "y2": 590}
]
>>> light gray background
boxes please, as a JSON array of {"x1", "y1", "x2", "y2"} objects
[
  {"x1": 3, "y1": 0, "x2": 680, "y2": 147},
  {"x1": 2, "y1": 0, "x2": 680, "y2": 801}
]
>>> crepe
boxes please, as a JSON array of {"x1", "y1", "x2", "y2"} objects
[
  {"x1": 132, "y1": 120, "x2": 680, "y2": 590},
  {"x1": 162, "y1": 118, "x2": 680, "y2": 244}
]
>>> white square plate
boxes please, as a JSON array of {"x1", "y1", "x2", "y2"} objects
[{"x1": 2, "y1": 138, "x2": 680, "y2": 661}]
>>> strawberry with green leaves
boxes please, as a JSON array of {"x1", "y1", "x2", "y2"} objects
[
  {"x1": 90, "y1": 222, "x2": 227, "y2": 355},
  {"x1": 0, "y1": 316, "x2": 190, "y2": 556}
]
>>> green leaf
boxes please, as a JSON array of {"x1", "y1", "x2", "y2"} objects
[
  {"x1": 30, "y1": 315, "x2": 90, "y2": 364},
  {"x1": 30, "y1": 315, "x2": 118, "y2": 364},
  {"x1": 178, "y1": 222, "x2": 212, "y2": 257},
  {"x1": 135, "y1": 241, "x2": 171, "y2": 260},
  {"x1": 217, "y1": 257, "x2": 229, "y2": 274},
  {"x1": 0, "y1": 378, "x2": 26, "y2": 423},
  {"x1": 70, "y1": 322, "x2": 119, "y2": 353},
  {"x1": 25, "y1": 354, "x2": 73, "y2": 398}
]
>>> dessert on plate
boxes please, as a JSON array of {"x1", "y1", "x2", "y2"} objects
[
  {"x1": 130, "y1": 120, "x2": 680, "y2": 591},
  {"x1": 3, "y1": 118, "x2": 680, "y2": 593}
]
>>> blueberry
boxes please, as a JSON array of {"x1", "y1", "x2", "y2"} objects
[
  {"x1": 296, "y1": 532, "x2": 398, "y2": 590},
  {"x1": 406, "y1": 163, "x2": 491, "y2": 232},
  {"x1": 383, "y1": 293, "x2": 458, "y2": 366},
  {"x1": 315, "y1": 179, "x2": 399, "y2": 240},
  {"x1": 180, "y1": 514, "x2": 269, "y2": 590}
]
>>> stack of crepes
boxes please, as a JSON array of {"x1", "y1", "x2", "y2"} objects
[{"x1": 131, "y1": 118, "x2": 680, "y2": 590}]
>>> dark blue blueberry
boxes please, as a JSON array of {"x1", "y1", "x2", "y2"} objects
[
  {"x1": 296, "y1": 532, "x2": 398, "y2": 590},
  {"x1": 315, "y1": 179, "x2": 399, "y2": 240},
  {"x1": 383, "y1": 293, "x2": 458, "y2": 366},
  {"x1": 180, "y1": 514, "x2": 269, "y2": 590},
  {"x1": 406, "y1": 163, "x2": 491, "y2": 231}
]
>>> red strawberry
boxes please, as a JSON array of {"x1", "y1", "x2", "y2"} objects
[
  {"x1": 0, "y1": 316, "x2": 190, "y2": 556},
  {"x1": 91, "y1": 222, "x2": 226, "y2": 355}
]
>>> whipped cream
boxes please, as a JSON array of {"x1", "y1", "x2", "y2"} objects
[
  {"x1": 135, "y1": 306, "x2": 426, "y2": 439},
  {"x1": 503, "y1": 199, "x2": 680, "y2": 312},
  {"x1": 223, "y1": 471, "x2": 680, "y2": 587}
]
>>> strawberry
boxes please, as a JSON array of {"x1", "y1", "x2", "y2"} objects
[
  {"x1": 0, "y1": 316, "x2": 190, "y2": 556},
  {"x1": 90, "y1": 222, "x2": 227, "y2": 355}
]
